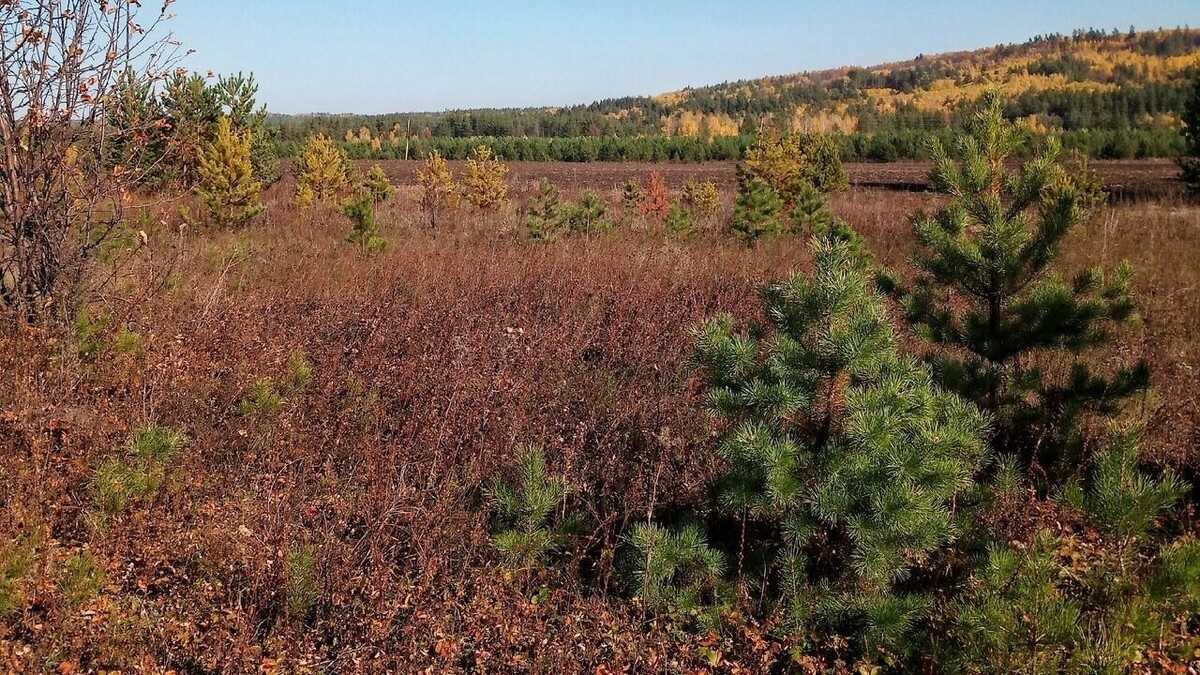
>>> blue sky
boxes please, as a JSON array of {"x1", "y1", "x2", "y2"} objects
[{"x1": 168, "y1": 1, "x2": 1200, "y2": 115}]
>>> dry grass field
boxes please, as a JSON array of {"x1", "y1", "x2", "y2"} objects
[{"x1": 0, "y1": 163, "x2": 1197, "y2": 673}]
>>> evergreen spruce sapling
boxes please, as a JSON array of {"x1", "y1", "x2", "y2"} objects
[
  {"x1": 884, "y1": 92, "x2": 1146, "y2": 483},
  {"x1": 693, "y1": 234, "x2": 989, "y2": 655}
]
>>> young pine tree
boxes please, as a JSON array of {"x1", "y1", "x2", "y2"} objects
[
  {"x1": 561, "y1": 190, "x2": 612, "y2": 238},
  {"x1": 950, "y1": 428, "x2": 1196, "y2": 672},
  {"x1": 464, "y1": 145, "x2": 510, "y2": 210},
  {"x1": 343, "y1": 192, "x2": 387, "y2": 254},
  {"x1": 729, "y1": 171, "x2": 783, "y2": 243},
  {"x1": 664, "y1": 200, "x2": 696, "y2": 240},
  {"x1": 682, "y1": 179, "x2": 721, "y2": 218},
  {"x1": 885, "y1": 93, "x2": 1146, "y2": 482},
  {"x1": 693, "y1": 234, "x2": 989, "y2": 656},
  {"x1": 488, "y1": 446, "x2": 580, "y2": 573},
  {"x1": 215, "y1": 72, "x2": 280, "y2": 186},
  {"x1": 294, "y1": 134, "x2": 351, "y2": 206},
  {"x1": 742, "y1": 129, "x2": 848, "y2": 201},
  {"x1": 620, "y1": 178, "x2": 644, "y2": 215},
  {"x1": 524, "y1": 179, "x2": 565, "y2": 243},
  {"x1": 196, "y1": 116, "x2": 264, "y2": 227},
  {"x1": 416, "y1": 150, "x2": 459, "y2": 228},
  {"x1": 360, "y1": 165, "x2": 395, "y2": 203}
]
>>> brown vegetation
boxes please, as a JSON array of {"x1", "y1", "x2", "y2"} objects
[{"x1": 0, "y1": 164, "x2": 1197, "y2": 672}]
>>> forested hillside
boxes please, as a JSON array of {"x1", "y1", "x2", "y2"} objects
[{"x1": 270, "y1": 27, "x2": 1200, "y2": 161}]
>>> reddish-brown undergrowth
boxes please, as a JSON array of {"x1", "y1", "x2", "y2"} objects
[{"x1": 0, "y1": 171, "x2": 1196, "y2": 672}]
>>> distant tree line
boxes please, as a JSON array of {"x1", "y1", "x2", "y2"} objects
[{"x1": 269, "y1": 127, "x2": 1183, "y2": 164}]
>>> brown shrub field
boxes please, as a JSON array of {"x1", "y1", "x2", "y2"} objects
[{"x1": 0, "y1": 164, "x2": 1197, "y2": 673}]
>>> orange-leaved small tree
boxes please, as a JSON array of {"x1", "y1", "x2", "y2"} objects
[{"x1": 639, "y1": 171, "x2": 671, "y2": 221}]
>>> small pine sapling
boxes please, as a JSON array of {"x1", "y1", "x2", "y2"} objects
[
  {"x1": 693, "y1": 234, "x2": 989, "y2": 655},
  {"x1": 196, "y1": 116, "x2": 263, "y2": 227},
  {"x1": 729, "y1": 170, "x2": 783, "y2": 243},
  {"x1": 951, "y1": 428, "x2": 1194, "y2": 671},
  {"x1": 664, "y1": 200, "x2": 696, "y2": 240},
  {"x1": 294, "y1": 134, "x2": 351, "y2": 206},
  {"x1": 464, "y1": 145, "x2": 510, "y2": 210},
  {"x1": 360, "y1": 164, "x2": 394, "y2": 203},
  {"x1": 743, "y1": 128, "x2": 848, "y2": 200},
  {"x1": 625, "y1": 522, "x2": 730, "y2": 627},
  {"x1": 525, "y1": 179, "x2": 565, "y2": 243},
  {"x1": 286, "y1": 542, "x2": 320, "y2": 625},
  {"x1": 343, "y1": 192, "x2": 387, "y2": 254},
  {"x1": 682, "y1": 179, "x2": 721, "y2": 218},
  {"x1": 416, "y1": 150, "x2": 459, "y2": 228},
  {"x1": 562, "y1": 190, "x2": 612, "y2": 238},
  {"x1": 488, "y1": 445, "x2": 580, "y2": 572},
  {"x1": 286, "y1": 350, "x2": 312, "y2": 391},
  {"x1": 60, "y1": 551, "x2": 104, "y2": 609},
  {"x1": 620, "y1": 178, "x2": 644, "y2": 215}
]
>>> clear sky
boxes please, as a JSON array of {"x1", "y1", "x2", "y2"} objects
[{"x1": 167, "y1": 1, "x2": 1200, "y2": 115}]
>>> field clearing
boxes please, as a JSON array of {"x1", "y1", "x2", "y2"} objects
[{"x1": 1, "y1": 160, "x2": 1198, "y2": 671}]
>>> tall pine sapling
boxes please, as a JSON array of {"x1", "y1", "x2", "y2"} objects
[
  {"x1": 196, "y1": 116, "x2": 263, "y2": 228},
  {"x1": 883, "y1": 92, "x2": 1147, "y2": 483},
  {"x1": 693, "y1": 234, "x2": 989, "y2": 656}
]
